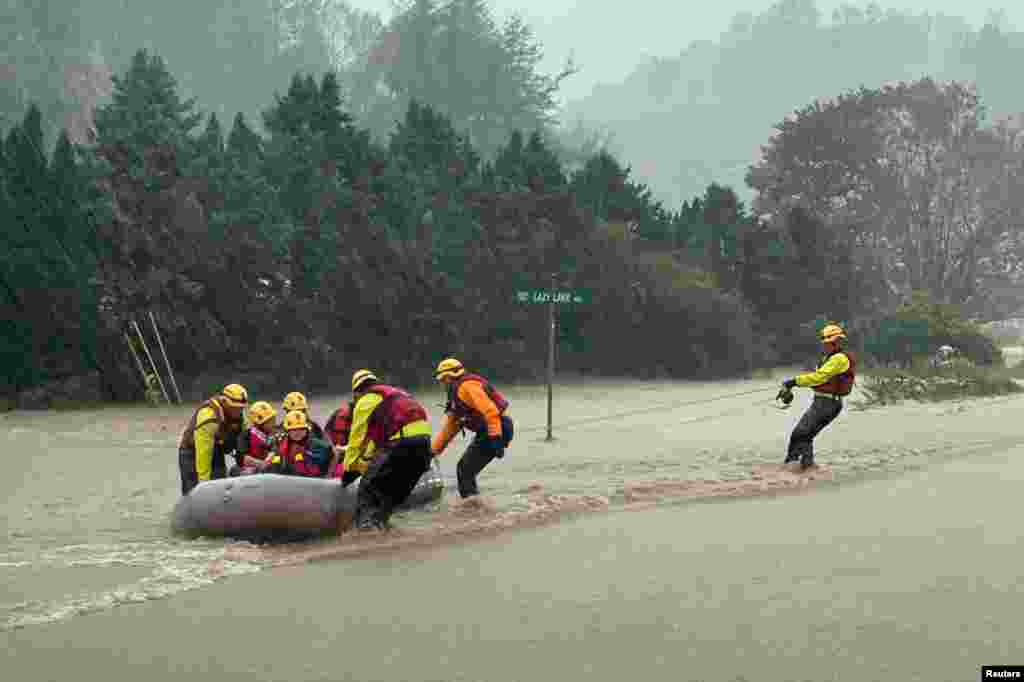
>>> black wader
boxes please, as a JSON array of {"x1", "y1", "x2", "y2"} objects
[
  {"x1": 354, "y1": 435, "x2": 433, "y2": 529},
  {"x1": 785, "y1": 395, "x2": 843, "y2": 467},
  {"x1": 178, "y1": 447, "x2": 228, "y2": 495},
  {"x1": 457, "y1": 415, "x2": 514, "y2": 498}
]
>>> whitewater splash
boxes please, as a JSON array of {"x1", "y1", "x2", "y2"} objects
[{"x1": 1, "y1": 540, "x2": 266, "y2": 632}]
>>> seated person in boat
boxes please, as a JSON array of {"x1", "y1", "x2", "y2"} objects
[
  {"x1": 230, "y1": 401, "x2": 279, "y2": 476},
  {"x1": 263, "y1": 409, "x2": 333, "y2": 477},
  {"x1": 281, "y1": 391, "x2": 326, "y2": 440}
]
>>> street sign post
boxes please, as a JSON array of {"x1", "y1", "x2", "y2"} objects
[
  {"x1": 515, "y1": 289, "x2": 591, "y2": 305},
  {"x1": 514, "y1": 278, "x2": 590, "y2": 441}
]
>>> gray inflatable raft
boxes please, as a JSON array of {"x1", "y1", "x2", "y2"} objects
[{"x1": 172, "y1": 460, "x2": 444, "y2": 540}]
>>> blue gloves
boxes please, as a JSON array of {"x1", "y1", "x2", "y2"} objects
[{"x1": 777, "y1": 379, "x2": 796, "y2": 405}]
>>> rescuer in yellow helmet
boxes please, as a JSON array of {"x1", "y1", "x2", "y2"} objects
[
  {"x1": 342, "y1": 369, "x2": 433, "y2": 530},
  {"x1": 431, "y1": 357, "x2": 513, "y2": 498},
  {"x1": 262, "y1": 409, "x2": 333, "y2": 477},
  {"x1": 281, "y1": 391, "x2": 326, "y2": 440},
  {"x1": 177, "y1": 383, "x2": 248, "y2": 494},
  {"x1": 230, "y1": 401, "x2": 279, "y2": 476},
  {"x1": 777, "y1": 324, "x2": 855, "y2": 470}
]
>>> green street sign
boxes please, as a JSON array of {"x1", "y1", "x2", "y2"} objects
[{"x1": 515, "y1": 289, "x2": 591, "y2": 304}]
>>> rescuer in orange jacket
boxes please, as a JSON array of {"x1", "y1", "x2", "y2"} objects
[
  {"x1": 431, "y1": 358, "x2": 514, "y2": 498},
  {"x1": 776, "y1": 323, "x2": 855, "y2": 469}
]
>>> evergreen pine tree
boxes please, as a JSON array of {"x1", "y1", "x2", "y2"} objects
[
  {"x1": 569, "y1": 150, "x2": 673, "y2": 238},
  {"x1": 4, "y1": 105, "x2": 50, "y2": 236},
  {"x1": 264, "y1": 74, "x2": 321, "y2": 139},
  {"x1": 523, "y1": 130, "x2": 566, "y2": 191},
  {"x1": 1, "y1": 107, "x2": 92, "y2": 386},
  {"x1": 198, "y1": 113, "x2": 225, "y2": 156},
  {"x1": 49, "y1": 129, "x2": 101, "y2": 372},
  {"x1": 93, "y1": 49, "x2": 203, "y2": 173},
  {"x1": 0, "y1": 121, "x2": 35, "y2": 389},
  {"x1": 189, "y1": 112, "x2": 226, "y2": 182},
  {"x1": 701, "y1": 183, "x2": 744, "y2": 279},
  {"x1": 389, "y1": 99, "x2": 472, "y2": 185},
  {"x1": 493, "y1": 129, "x2": 525, "y2": 189},
  {"x1": 226, "y1": 112, "x2": 263, "y2": 163}
]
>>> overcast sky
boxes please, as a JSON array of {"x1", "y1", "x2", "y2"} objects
[{"x1": 351, "y1": 1, "x2": 1020, "y2": 103}]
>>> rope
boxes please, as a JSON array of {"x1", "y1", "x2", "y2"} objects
[
  {"x1": 673, "y1": 399, "x2": 772, "y2": 428},
  {"x1": 518, "y1": 385, "x2": 778, "y2": 435}
]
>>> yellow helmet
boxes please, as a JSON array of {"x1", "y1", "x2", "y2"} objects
[
  {"x1": 820, "y1": 324, "x2": 847, "y2": 343},
  {"x1": 351, "y1": 369, "x2": 378, "y2": 392},
  {"x1": 248, "y1": 401, "x2": 277, "y2": 426},
  {"x1": 282, "y1": 391, "x2": 308, "y2": 413},
  {"x1": 221, "y1": 383, "x2": 249, "y2": 407},
  {"x1": 283, "y1": 410, "x2": 309, "y2": 431},
  {"x1": 435, "y1": 357, "x2": 465, "y2": 381}
]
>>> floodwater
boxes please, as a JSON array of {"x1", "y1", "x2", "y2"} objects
[{"x1": 4, "y1": 373, "x2": 1024, "y2": 680}]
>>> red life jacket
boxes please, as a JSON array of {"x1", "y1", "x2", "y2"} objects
[
  {"x1": 364, "y1": 385, "x2": 428, "y2": 445},
  {"x1": 240, "y1": 426, "x2": 274, "y2": 460},
  {"x1": 816, "y1": 351, "x2": 856, "y2": 396},
  {"x1": 272, "y1": 435, "x2": 321, "y2": 477},
  {"x1": 445, "y1": 373, "x2": 509, "y2": 433},
  {"x1": 325, "y1": 403, "x2": 353, "y2": 447}
]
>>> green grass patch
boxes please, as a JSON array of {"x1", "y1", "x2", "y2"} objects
[{"x1": 855, "y1": 365, "x2": 1022, "y2": 408}]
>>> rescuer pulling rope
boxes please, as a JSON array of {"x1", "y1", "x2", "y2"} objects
[{"x1": 776, "y1": 323, "x2": 855, "y2": 470}]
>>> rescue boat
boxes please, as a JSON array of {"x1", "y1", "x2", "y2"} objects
[{"x1": 171, "y1": 460, "x2": 444, "y2": 540}]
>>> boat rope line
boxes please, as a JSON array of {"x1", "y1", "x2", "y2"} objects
[{"x1": 517, "y1": 385, "x2": 778, "y2": 435}]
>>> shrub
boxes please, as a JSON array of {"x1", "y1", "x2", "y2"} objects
[
  {"x1": 855, "y1": 365, "x2": 1021, "y2": 408},
  {"x1": 860, "y1": 292, "x2": 1001, "y2": 368},
  {"x1": 983, "y1": 322, "x2": 1024, "y2": 347}
]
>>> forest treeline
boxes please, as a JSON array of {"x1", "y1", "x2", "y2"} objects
[
  {"x1": 2, "y1": 0, "x2": 1019, "y2": 405},
  {"x1": 2, "y1": 49, "x2": 763, "y2": 404}
]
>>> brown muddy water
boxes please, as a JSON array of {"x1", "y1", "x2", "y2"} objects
[{"x1": 3, "y1": 373, "x2": 1024, "y2": 680}]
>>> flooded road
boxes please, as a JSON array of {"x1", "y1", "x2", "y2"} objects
[{"x1": 4, "y1": 373, "x2": 1023, "y2": 679}]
